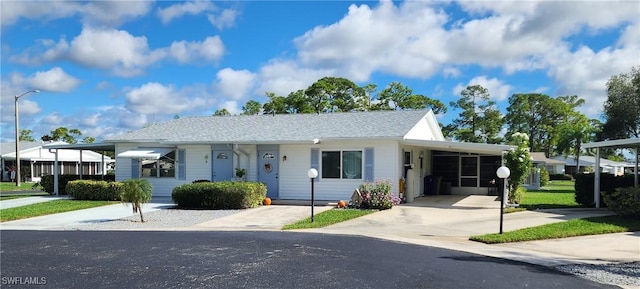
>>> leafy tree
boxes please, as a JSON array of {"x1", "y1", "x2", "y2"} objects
[
  {"x1": 602, "y1": 66, "x2": 640, "y2": 139},
  {"x1": 374, "y1": 82, "x2": 447, "y2": 113},
  {"x1": 173, "y1": 115, "x2": 180, "y2": 119},
  {"x1": 262, "y1": 92, "x2": 288, "y2": 115},
  {"x1": 19, "y1": 129, "x2": 35, "y2": 142},
  {"x1": 305, "y1": 77, "x2": 364, "y2": 113},
  {"x1": 360, "y1": 83, "x2": 378, "y2": 111},
  {"x1": 81, "y1": 137, "x2": 96, "y2": 144},
  {"x1": 285, "y1": 89, "x2": 315, "y2": 113},
  {"x1": 120, "y1": 179, "x2": 152, "y2": 222},
  {"x1": 42, "y1": 127, "x2": 84, "y2": 144},
  {"x1": 555, "y1": 113, "x2": 592, "y2": 174},
  {"x1": 241, "y1": 100, "x2": 262, "y2": 115},
  {"x1": 447, "y1": 85, "x2": 503, "y2": 143},
  {"x1": 213, "y1": 108, "x2": 231, "y2": 116}
]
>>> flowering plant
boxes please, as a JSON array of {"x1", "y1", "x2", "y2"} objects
[
  {"x1": 356, "y1": 179, "x2": 400, "y2": 210},
  {"x1": 504, "y1": 132, "x2": 532, "y2": 203}
]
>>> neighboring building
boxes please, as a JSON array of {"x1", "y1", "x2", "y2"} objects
[
  {"x1": 524, "y1": 152, "x2": 567, "y2": 190},
  {"x1": 102, "y1": 110, "x2": 512, "y2": 201},
  {"x1": 0, "y1": 141, "x2": 113, "y2": 182},
  {"x1": 551, "y1": 155, "x2": 634, "y2": 176}
]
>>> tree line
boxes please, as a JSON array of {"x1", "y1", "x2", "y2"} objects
[
  {"x1": 19, "y1": 127, "x2": 95, "y2": 144},
  {"x1": 213, "y1": 67, "x2": 639, "y2": 161}
]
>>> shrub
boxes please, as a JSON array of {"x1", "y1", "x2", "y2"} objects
[
  {"x1": 41, "y1": 174, "x2": 116, "y2": 195},
  {"x1": 355, "y1": 180, "x2": 401, "y2": 210},
  {"x1": 66, "y1": 180, "x2": 122, "y2": 201},
  {"x1": 603, "y1": 187, "x2": 640, "y2": 216},
  {"x1": 539, "y1": 167, "x2": 550, "y2": 187},
  {"x1": 508, "y1": 187, "x2": 527, "y2": 204},
  {"x1": 192, "y1": 179, "x2": 211, "y2": 183},
  {"x1": 120, "y1": 179, "x2": 153, "y2": 222},
  {"x1": 171, "y1": 181, "x2": 266, "y2": 209},
  {"x1": 575, "y1": 173, "x2": 636, "y2": 206}
]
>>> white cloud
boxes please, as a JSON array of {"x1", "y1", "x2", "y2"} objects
[
  {"x1": 157, "y1": 0, "x2": 215, "y2": 24},
  {"x1": 256, "y1": 59, "x2": 333, "y2": 97},
  {"x1": 26, "y1": 67, "x2": 81, "y2": 93},
  {"x1": 167, "y1": 36, "x2": 225, "y2": 64},
  {"x1": 453, "y1": 76, "x2": 512, "y2": 102},
  {"x1": 0, "y1": 1, "x2": 151, "y2": 28},
  {"x1": 218, "y1": 100, "x2": 240, "y2": 115},
  {"x1": 42, "y1": 112, "x2": 64, "y2": 125},
  {"x1": 214, "y1": 68, "x2": 256, "y2": 100},
  {"x1": 125, "y1": 82, "x2": 212, "y2": 116},
  {"x1": 81, "y1": 113, "x2": 101, "y2": 127},
  {"x1": 207, "y1": 9, "x2": 239, "y2": 30}
]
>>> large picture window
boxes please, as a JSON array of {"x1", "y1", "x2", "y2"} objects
[
  {"x1": 321, "y1": 150, "x2": 362, "y2": 179},
  {"x1": 141, "y1": 150, "x2": 176, "y2": 178}
]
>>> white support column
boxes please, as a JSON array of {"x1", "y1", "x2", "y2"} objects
[
  {"x1": 79, "y1": 149, "x2": 83, "y2": 179},
  {"x1": 635, "y1": 147, "x2": 639, "y2": 188},
  {"x1": 594, "y1": 148, "x2": 601, "y2": 208},
  {"x1": 54, "y1": 149, "x2": 59, "y2": 196}
]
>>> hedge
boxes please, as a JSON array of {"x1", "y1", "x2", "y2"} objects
[
  {"x1": 41, "y1": 175, "x2": 115, "y2": 195},
  {"x1": 66, "y1": 180, "x2": 122, "y2": 201},
  {"x1": 549, "y1": 174, "x2": 573, "y2": 181},
  {"x1": 172, "y1": 181, "x2": 266, "y2": 209},
  {"x1": 603, "y1": 187, "x2": 640, "y2": 216},
  {"x1": 574, "y1": 173, "x2": 636, "y2": 206}
]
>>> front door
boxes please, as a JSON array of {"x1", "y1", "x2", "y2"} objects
[
  {"x1": 258, "y1": 150, "x2": 279, "y2": 198},
  {"x1": 212, "y1": 150, "x2": 233, "y2": 181}
]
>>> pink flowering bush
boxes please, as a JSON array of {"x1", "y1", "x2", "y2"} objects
[{"x1": 355, "y1": 180, "x2": 401, "y2": 210}]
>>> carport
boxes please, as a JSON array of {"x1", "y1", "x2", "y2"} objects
[
  {"x1": 582, "y1": 138, "x2": 639, "y2": 207},
  {"x1": 42, "y1": 142, "x2": 116, "y2": 195}
]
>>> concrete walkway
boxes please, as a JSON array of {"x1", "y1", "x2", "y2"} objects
[{"x1": 0, "y1": 195, "x2": 71, "y2": 209}]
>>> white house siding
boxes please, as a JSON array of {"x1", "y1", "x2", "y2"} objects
[
  {"x1": 278, "y1": 140, "x2": 400, "y2": 201},
  {"x1": 184, "y1": 145, "x2": 211, "y2": 182}
]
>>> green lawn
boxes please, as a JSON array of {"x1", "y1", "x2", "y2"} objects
[
  {"x1": 282, "y1": 208, "x2": 376, "y2": 230},
  {"x1": 0, "y1": 182, "x2": 39, "y2": 192},
  {"x1": 519, "y1": 180, "x2": 581, "y2": 210},
  {"x1": 470, "y1": 215, "x2": 640, "y2": 244},
  {"x1": 0, "y1": 200, "x2": 116, "y2": 222}
]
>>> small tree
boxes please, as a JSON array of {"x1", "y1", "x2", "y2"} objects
[
  {"x1": 504, "y1": 132, "x2": 533, "y2": 203},
  {"x1": 120, "y1": 179, "x2": 153, "y2": 222}
]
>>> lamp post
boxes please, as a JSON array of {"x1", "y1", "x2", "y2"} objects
[
  {"x1": 307, "y1": 168, "x2": 318, "y2": 222},
  {"x1": 14, "y1": 89, "x2": 40, "y2": 186},
  {"x1": 496, "y1": 166, "x2": 510, "y2": 234}
]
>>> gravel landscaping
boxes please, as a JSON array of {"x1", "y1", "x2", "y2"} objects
[
  {"x1": 68, "y1": 207, "x2": 240, "y2": 230},
  {"x1": 555, "y1": 262, "x2": 640, "y2": 288}
]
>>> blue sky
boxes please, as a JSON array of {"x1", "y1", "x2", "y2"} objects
[{"x1": 1, "y1": 0, "x2": 639, "y2": 142}]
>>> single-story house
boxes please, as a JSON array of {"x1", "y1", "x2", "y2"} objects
[
  {"x1": 522, "y1": 152, "x2": 567, "y2": 190},
  {"x1": 99, "y1": 110, "x2": 512, "y2": 202},
  {"x1": 551, "y1": 155, "x2": 635, "y2": 176},
  {"x1": 0, "y1": 141, "x2": 114, "y2": 182}
]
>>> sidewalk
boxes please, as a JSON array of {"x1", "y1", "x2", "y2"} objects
[{"x1": 0, "y1": 195, "x2": 71, "y2": 209}]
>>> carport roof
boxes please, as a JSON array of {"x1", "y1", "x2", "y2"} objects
[
  {"x1": 582, "y1": 138, "x2": 640, "y2": 149},
  {"x1": 401, "y1": 139, "x2": 513, "y2": 155}
]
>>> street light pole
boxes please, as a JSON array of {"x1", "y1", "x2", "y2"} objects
[
  {"x1": 14, "y1": 89, "x2": 40, "y2": 186},
  {"x1": 307, "y1": 168, "x2": 318, "y2": 222},
  {"x1": 496, "y1": 166, "x2": 511, "y2": 234}
]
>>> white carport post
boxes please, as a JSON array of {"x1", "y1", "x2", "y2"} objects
[
  {"x1": 54, "y1": 148, "x2": 59, "y2": 196},
  {"x1": 635, "y1": 147, "x2": 639, "y2": 187},
  {"x1": 594, "y1": 148, "x2": 601, "y2": 208}
]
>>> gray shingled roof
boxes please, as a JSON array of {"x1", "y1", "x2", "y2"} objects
[
  {"x1": 0, "y1": 141, "x2": 49, "y2": 155},
  {"x1": 105, "y1": 110, "x2": 431, "y2": 143}
]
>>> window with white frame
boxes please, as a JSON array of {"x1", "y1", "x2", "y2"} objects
[
  {"x1": 321, "y1": 150, "x2": 362, "y2": 179},
  {"x1": 141, "y1": 150, "x2": 176, "y2": 178}
]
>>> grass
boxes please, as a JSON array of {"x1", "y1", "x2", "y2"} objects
[
  {"x1": 519, "y1": 180, "x2": 581, "y2": 210},
  {"x1": 0, "y1": 182, "x2": 40, "y2": 192},
  {"x1": 282, "y1": 208, "x2": 376, "y2": 230},
  {"x1": 470, "y1": 215, "x2": 640, "y2": 244},
  {"x1": 0, "y1": 200, "x2": 116, "y2": 222}
]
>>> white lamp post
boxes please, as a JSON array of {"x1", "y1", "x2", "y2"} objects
[
  {"x1": 14, "y1": 89, "x2": 40, "y2": 186},
  {"x1": 307, "y1": 168, "x2": 318, "y2": 222},
  {"x1": 496, "y1": 166, "x2": 510, "y2": 234}
]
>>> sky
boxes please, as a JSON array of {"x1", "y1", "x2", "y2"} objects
[{"x1": 1, "y1": 0, "x2": 639, "y2": 143}]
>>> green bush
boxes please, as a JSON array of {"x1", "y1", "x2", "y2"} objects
[
  {"x1": 603, "y1": 187, "x2": 640, "y2": 216},
  {"x1": 575, "y1": 173, "x2": 636, "y2": 206},
  {"x1": 549, "y1": 174, "x2": 573, "y2": 181},
  {"x1": 172, "y1": 181, "x2": 266, "y2": 209},
  {"x1": 509, "y1": 187, "x2": 527, "y2": 204},
  {"x1": 539, "y1": 167, "x2": 550, "y2": 187},
  {"x1": 66, "y1": 180, "x2": 122, "y2": 201},
  {"x1": 41, "y1": 174, "x2": 116, "y2": 195}
]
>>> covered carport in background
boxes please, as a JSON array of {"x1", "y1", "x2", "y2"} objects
[
  {"x1": 42, "y1": 143, "x2": 116, "y2": 195},
  {"x1": 582, "y1": 138, "x2": 639, "y2": 208}
]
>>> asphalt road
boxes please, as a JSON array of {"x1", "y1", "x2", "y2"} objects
[{"x1": 0, "y1": 231, "x2": 616, "y2": 289}]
